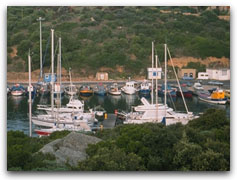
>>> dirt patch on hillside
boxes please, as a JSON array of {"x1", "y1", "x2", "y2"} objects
[
  {"x1": 167, "y1": 56, "x2": 230, "y2": 69},
  {"x1": 9, "y1": 46, "x2": 18, "y2": 58}
]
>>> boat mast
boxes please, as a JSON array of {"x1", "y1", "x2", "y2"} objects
[
  {"x1": 37, "y1": 17, "x2": 44, "y2": 79},
  {"x1": 151, "y1": 41, "x2": 154, "y2": 105},
  {"x1": 57, "y1": 37, "x2": 62, "y2": 108},
  {"x1": 59, "y1": 37, "x2": 62, "y2": 107},
  {"x1": 51, "y1": 29, "x2": 54, "y2": 117},
  {"x1": 28, "y1": 49, "x2": 32, "y2": 137},
  {"x1": 164, "y1": 44, "x2": 167, "y2": 107},
  {"x1": 69, "y1": 67, "x2": 72, "y2": 93},
  {"x1": 155, "y1": 54, "x2": 158, "y2": 121}
]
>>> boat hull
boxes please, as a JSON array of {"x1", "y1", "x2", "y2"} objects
[
  {"x1": 79, "y1": 90, "x2": 93, "y2": 96},
  {"x1": 121, "y1": 88, "x2": 137, "y2": 95},
  {"x1": 139, "y1": 89, "x2": 151, "y2": 95},
  {"x1": 176, "y1": 91, "x2": 192, "y2": 98},
  {"x1": 11, "y1": 90, "x2": 24, "y2": 96},
  {"x1": 94, "y1": 91, "x2": 107, "y2": 96},
  {"x1": 198, "y1": 96, "x2": 227, "y2": 104},
  {"x1": 108, "y1": 91, "x2": 121, "y2": 95}
]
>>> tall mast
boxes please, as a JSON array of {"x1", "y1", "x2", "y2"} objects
[
  {"x1": 69, "y1": 67, "x2": 72, "y2": 92},
  {"x1": 37, "y1": 17, "x2": 44, "y2": 79},
  {"x1": 155, "y1": 54, "x2": 158, "y2": 121},
  {"x1": 151, "y1": 41, "x2": 154, "y2": 105},
  {"x1": 164, "y1": 44, "x2": 167, "y2": 107},
  {"x1": 59, "y1": 37, "x2": 62, "y2": 107},
  {"x1": 155, "y1": 55, "x2": 158, "y2": 105},
  {"x1": 28, "y1": 49, "x2": 32, "y2": 137},
  {"x1": 51, "y1": 29, "x2": 54, "y2": 116}
]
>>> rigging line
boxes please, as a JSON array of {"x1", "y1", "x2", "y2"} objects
[{"x1": 167, "y1": 46, "x2": 189, "y2": 113}]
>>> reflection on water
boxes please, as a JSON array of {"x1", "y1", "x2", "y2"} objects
[{"x1": 7, "y1": 92, "x2": 230, "y2": 135}]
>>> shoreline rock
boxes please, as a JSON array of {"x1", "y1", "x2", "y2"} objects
[{"x1": 39, "y1": 132, "x2": 102, "y2": 167}]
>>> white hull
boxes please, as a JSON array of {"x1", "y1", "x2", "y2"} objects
[
  {"x1": 121, "y1": 87, "x2": 137, "y2": 95},
  {"x1": 32, "y1": 112, "x2": 96, "y2": 128},
  {"x1": 38, "y1": 107, "x2": 83, "y2": 114},
  {"x1": 32, "y1": 116, "x2": 93, "y2": 128},
  {"x1": 11, "y1": 91, "x2": 24, "y2": 96},
  {"x1": 198, "y1": 96, "x2": 227, "y2": 105},
  {"x1": 108, "y1": 91, "x2": 121, "y2": 95},
  {"x1": 122, "y1": 98, "x2": 198, "y2": 125},
  {"x1": 124, "y1": 111, "x2": 196, "y2": 125}
]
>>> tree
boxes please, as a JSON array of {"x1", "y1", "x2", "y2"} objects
[{"x1": 192, "y1": 149, "x2": 229, "y2": 171}]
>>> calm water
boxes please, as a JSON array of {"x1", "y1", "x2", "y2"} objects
[{"x1": 7, "y1": 93, "x2": 230, "y2": 136}]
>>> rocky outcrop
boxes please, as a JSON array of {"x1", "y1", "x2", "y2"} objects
[{"x1": 39, "y1": 132, "x2": 102, "y2": 167}]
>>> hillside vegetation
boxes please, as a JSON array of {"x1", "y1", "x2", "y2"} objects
[
  {"x1": 7, "y1": 109, "x2": 230, "y2": 171},
  {"x1": 7, "y1": 6, "x2": 230, "y2": 78}
]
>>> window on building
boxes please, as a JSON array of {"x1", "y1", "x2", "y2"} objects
[
  {"x1": 189, "y1": 73, "x2": 193, "y2": 77},
  {"x1": 184, "y1": 73, "x2": 188, "y2": 77}
]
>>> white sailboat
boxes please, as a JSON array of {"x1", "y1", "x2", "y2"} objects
[
  {"x1": 37, "y1": 96, "x2": 84, "y2": 114},
  {"x1": 123, "y1": 43, "x2": 198, "y2": 125},
  {"x1": 33, "y1": 30, "x2": 93, "y2": 134}
]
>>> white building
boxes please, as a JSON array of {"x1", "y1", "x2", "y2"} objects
[
  {"x1": 147, "y1": 68, "x2": 162, "y2": 80},
  {"x1": 206, "y1": 68, "x2": 230, "y2": 80},
  {"x1": 197, "y1": 72, "x2": 209, "y2": 80}
]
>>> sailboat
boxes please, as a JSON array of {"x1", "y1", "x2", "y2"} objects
[
  {"x1": 33, "y1": 30, "x2": 93, "y2": 135},
  {"x1": 122, "y1": 43, "x2": 198, "y2": 125}
]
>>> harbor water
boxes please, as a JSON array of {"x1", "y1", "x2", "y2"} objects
[{"x1": 7, "y1": 90, "x2": 230, "y2": 136}]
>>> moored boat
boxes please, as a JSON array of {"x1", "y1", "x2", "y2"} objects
[
  {"x1": 176, "y1": 87, "x2": 192, "y2": 98},
  {"x1": 193, "y1": 82, "x2": 204, "y2": 91},
  {"x1": 65, "y1": 84, "x2": 77, "y2": 96},
  {"x1": 121, "y1": 80, "x2": 138, "y2": 95},
  {"x1": 198, "y1": 89, "x2": 227, "y2": 105},
  {"x1": 34, "y1": 121, "x2": 92, "y2": 137},
  {"x1": 139, "y1": 80, "x2": 151, "y2": 97},
  {"x1": 94, "y1": 83, "x2": 107, "y2": 96},
  {"x1": 158, "y1": 84, "x2": 176, "y2": 97},
  {"x1": 10, "y1": 84, "x2": 26, "y2": 96},
  {"x1": 108, "y1": 83, "x2": 121, "y2": 95},
  {"x1": 37, "y1": 96, "x2": 84, "y2": 114},
  {"x1": 79, "y1": 85, "x2": 93, "y2": 96},
  {"x1": 121, "y1": 43, "x2": 199, "y2": 125}
]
